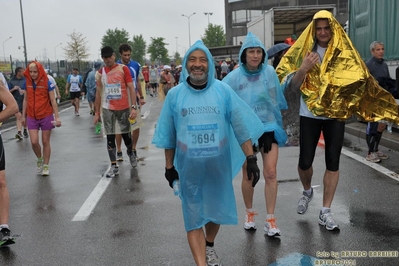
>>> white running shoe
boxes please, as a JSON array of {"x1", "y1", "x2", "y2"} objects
[
  {"x1": 206, "y1": 246, "x2": 222, "y2": 266},
  {"x1": 243, "y1": 210, "x2": 258, "y2": 230},
  {"x1": 264, "y1": 218, "x2": 281, "y2": 237}
]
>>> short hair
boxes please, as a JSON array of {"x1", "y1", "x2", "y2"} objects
[
  {"x1": 101, "y1": 46, "x2": 114, "y2": 57},
  {"x1": 72, "y1": 67, "x2": 79, "y2": 71},
  {"x1": 14, "y1": 67, "x2": 23, "y2": 75},
  {"x1": 119, "y1": 43, "x2": 132, "y2": 54},
  {"x1": 240, "y1": 47, "x2": 266, "y2": 66},
  {"x1": 370, "y1": 41, "x2": 384, "y2": 52}
]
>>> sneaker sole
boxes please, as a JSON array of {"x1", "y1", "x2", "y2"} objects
[
  {"x1": 319, "y1": 222, "x2": 340, "y2": 231},
  {"x1": 243, "y1": 224, "x2": 256, "y2": 230},
  {"x1": 366, "y1": 158, "x2": 381, "y2": 163},
  {"x1": 318, "y1": 220, "x2": 340, "y2": 231},
  {"x1": 264, "y1": 227, "x2": 281, "y2": 236},
  {"x1": 117, "y1": 158, "x2": 124, "y2": 162}
]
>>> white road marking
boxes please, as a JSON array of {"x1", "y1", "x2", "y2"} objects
[
  {"x1": 72, "y1": 168, "x2": 112, "y2": 221},
  {"x1": 341, "y1": 148, "x2": 399, "y2": 181},
  {"x1": 318, "y1": 139, "x2": 399, "y2": 182}
]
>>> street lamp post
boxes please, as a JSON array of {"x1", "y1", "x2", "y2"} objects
[
  {"x1": 175, "y1": 37, "x2": 178, "y2": 54},
  {"x1": 2, "y1": 36, "x2": 12, "y2": 62},
  {"x1": 182, "y1": 12, "x2": 196, "y2": 47},
  {"x1": 54, "y1": 43, "x2": 62, "y2": 61},
  {"x1": 19, "y1": 0, "x2": 28, "y2": 67},
  {"x1": 204, "y1": 12, "x2": 213, "y2": 25}
]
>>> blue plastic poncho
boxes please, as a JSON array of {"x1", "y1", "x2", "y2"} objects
[
  {"x1": 152, "y1": 40, "x2": 264, "y2": 232},
  {"x1": 223, "y1": 32, "x2": 288, "y2": 146}
]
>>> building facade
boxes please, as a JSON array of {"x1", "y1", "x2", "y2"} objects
[{"x1": 224, "y1": 0, "x2": 349, "y2": 45}]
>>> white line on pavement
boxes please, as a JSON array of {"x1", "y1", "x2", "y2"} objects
[
  {"x1": 318, "y1": 138, "x2": 399, "y2": 181},
  {"x1": 341, "y1": 148, "x2": 399, "y2": 182},
  {"x1": 72, "y1": 168, "x2": 112, "y2": 221}
]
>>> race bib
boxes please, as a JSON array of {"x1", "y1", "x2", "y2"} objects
[
  {"x1": 187, "y1": 123, "x2": 219, "y2": 158},
  {"x1": 105, "y1": 83, "x2": 122, "y2": 100}
]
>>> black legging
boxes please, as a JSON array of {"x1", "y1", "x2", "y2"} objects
[
  {"x1": 298, "y1": 116, "x2": 345, "y2": 172},
  {"x1": 106, "y1": 133, "x2": 132, "y2": 162}
]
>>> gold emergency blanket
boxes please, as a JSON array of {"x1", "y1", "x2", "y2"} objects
[{"x1": 276, "y1": 10, "x2": 399, "y2": 123}]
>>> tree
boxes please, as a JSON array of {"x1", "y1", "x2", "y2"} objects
[
  {"x1": 173, "y1": 52, "x2": 182, "y2": 66},
  {"x1": 101, "y1": 28, "x2": 131, "y2": 61},
  {"x1": 131, "y1": 35, "x2": 146, "y2": 65},
  {"x1": 201, "y1": 24, "x2": 226, "y2": 48},
  {"x1": 63, "y1": 30, "x2": 90, "y2": 69},
  {"x1": 147, "y1": 37, "x2": 169, "y2": 65}
]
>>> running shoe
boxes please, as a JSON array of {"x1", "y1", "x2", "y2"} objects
[
  {"x1": 37, "y1": 158, "x2": 43, "y2": 173},
  {"x1": 376, "y1": 150, "x2": 388, "y2": 160},
  {"x1": 0, "y1": 227, "x2": 12, "y2": 241},
  {"x1": 319, "y1": 209, "x2": 340, "y2": 231},
  {"x1": 15, "y1": 132, "x2": 23, "y2": 140},
  {"x1": 366, "y1": 152, "x2": 381, "y2": 163},
  {"x1": 264, "y1": 218, "x2": 281, "y2": 237},
  {"x1": 297, "y1": 188, "x2": 313, "y2": 214},
  {"x1": 117, "y1": 151, "x2": 123, "y2": 162},
  {"x1": 23, "y1": 130, "x2": 29, "y2": 138},
  {"x1": 243, "y1": 210, "x2": 258, "y2": 230},
  {"x1": 90, "y1": 110, "x2": 94, "y2": 115},
  {"x1": 75, "y1": 111, "x2": 80, "y2": 116},
  {"x1": 206, "y1": 246, "x2": 222, "y2": 266},
  {"x1": 106, "y1": 165, "x2": 119, "y2": 178},
  {"x1": 42, "y1": 165, "x2": 50, "y2": 176},
  {"x1": 128, "y1": 150, "x2": 138, "y2": 168}
]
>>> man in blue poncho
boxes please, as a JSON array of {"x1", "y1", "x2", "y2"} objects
[
  {"x1": 223, "y1": 32, "x2": 288, "y2": 237},
  {"x1": 152, "y1": 40, "x2": 264, "y2": 266}
]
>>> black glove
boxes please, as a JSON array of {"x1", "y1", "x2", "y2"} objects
[
  {"x1": 165, "y1": 166, "x2": 179, "y2": 188},
  {"x1": 246, "y1": 155, "x2": 260, "y2": 187}
]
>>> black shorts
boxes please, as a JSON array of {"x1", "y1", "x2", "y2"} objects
[
  {"x1": 255, "y1": 132, "x2": 277, "y2": 153},
  {"x1": 150, "y1": 83, "x2": 158, "y2": 89},
  {"x1": 70, "y1": 91, "x2": 81, "y2": 99},
  {"x1": 298, "y1": 116, "x2": 345, "y2": 171}
]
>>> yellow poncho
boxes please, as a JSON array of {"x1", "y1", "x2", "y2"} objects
[{"x1": 277, "y1": 10, "x2": 399, "y2": 123}]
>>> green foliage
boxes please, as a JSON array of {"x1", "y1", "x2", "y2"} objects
[
  {"x1": 101, "y1": 28, "x2": 132, "y2": 61},
  {"x1": 147, "y1": 37, "x2": 169, "y2": 64},
  {"x1": 201, "y1": 24, "x2": 226, "y2": 48},
  {"x1": 63, "y1": 31, "x2": 90, "y2": 64},
  {"x1": 131, "y1": 35, "x2": 147, "y2": 65},
  {"x1": 173, "y1": 52, "x2": 182, "y2": 65},
  {"x1": 55, "y1": 77, "x2": 68, "y2": 102}
]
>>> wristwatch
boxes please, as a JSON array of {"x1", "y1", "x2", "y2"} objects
[{"x1": 131, "y1": 105, "x2": 138, "y2": 110}]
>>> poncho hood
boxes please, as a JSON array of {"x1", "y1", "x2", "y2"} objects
[
  {"x1": 238, "y1": 32, "x2": 268, "y2": 76},
  {"x1": 181, "y1": 40, "x2": 216, "y2": 90}
]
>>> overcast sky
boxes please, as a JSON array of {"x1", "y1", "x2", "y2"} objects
[{"x1": 1, "y1": 0, "x2": 225, "y2": 62}]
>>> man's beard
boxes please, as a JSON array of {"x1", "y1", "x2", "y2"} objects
[{"x1": 189, "y1": 69, "x2": 208, "y2": 84}]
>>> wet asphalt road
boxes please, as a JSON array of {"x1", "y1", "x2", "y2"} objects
[{"x1": 0, "y1": 96, "x2": 398, "y2": 266}]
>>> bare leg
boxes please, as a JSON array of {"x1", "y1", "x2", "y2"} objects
[
  {"x1": 116, "y1": 134, "x2": 122, "y2": 153},
  {"x1": 132, "y1": 128, "x2": 140, "y2": 151},
  {"x1": 75, "y1": 98, "x2": 80, "y2": 113},
  {"x1": 322, "y1": 170, "x2": 339, "y2": 208},
  {"x1": 29, "y1": 130, "x2": 42, "y2": 159},
  {"x1": 205, "y1": 222, "x2": 220, "y2": 243},
  {"x1": 298, "y1": 165, "x2": 313, "y2": 191},
  {"x1": 0, "y1": 171, "x2": 9, "y2": 224},
  {"x1": 241, "y1": 162, "x2": 254, "y2": 209},
  {"x1": 187, "y1": 228, "x2": 207, "y2": 266},
  {"x1": 262, "y1": 144, "x2": 278, "y2": 214},
  {"x1": 41, "y1": 130, "x2": 52, "y2": 165}
]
